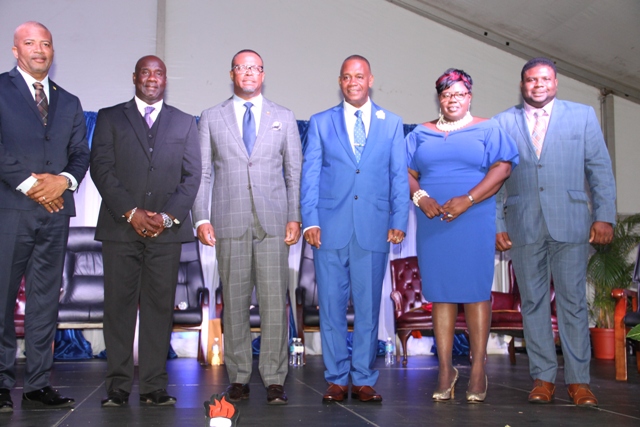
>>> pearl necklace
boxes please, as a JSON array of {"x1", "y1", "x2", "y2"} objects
[{"x1": 436, "y1": 111, "x2": 473, "y2": 132}]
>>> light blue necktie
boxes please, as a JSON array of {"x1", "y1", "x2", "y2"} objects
[
  {"x1": 354, "y1": 110, "x2": 366, "y2": 163},
  {"x1": 144, "y1": 106, "x2": 155, "y2": 128},
  {"x1": 242, "y1": 102, "x2": 256, "y2": 155}
]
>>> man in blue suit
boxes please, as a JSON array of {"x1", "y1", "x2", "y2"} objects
[
  {"x1": 0, "y1": 21, "x2": 89, "y2": 412},
  {"x1": 301, "y1": 55, "x2": 409, "y2": 403},
  {"x1": 495, "y1": 57, "x2": 616, "y2": 407}
]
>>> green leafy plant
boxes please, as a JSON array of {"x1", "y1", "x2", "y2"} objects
[
  {"x1": 628, "y1": 324, "x2": 640, "y2": 341},
  {"x1": 587, "y1": 214, "x2": 640, "y2": 329}
]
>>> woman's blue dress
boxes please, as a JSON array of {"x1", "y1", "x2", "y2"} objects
[{"x1": 406, "y1": 119, "x2": 518, "y2": 303}]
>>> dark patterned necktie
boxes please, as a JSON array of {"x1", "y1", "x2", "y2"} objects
[
  {"x1": 33, "y1": 82, "x2": 48, "y2": 126},
  {"x1": 243, "y1": 102, "x2": 256, "y2": 155}
]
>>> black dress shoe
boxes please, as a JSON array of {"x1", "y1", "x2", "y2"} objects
[
  {"x1": 225, "y1": 383, "x2": 250, "y2": 402},
  {"x1": 266, "y1": 384, "x2": 288, "y2": 405},
  {"x1": 101, "y1": 389, "x2": 130, "y2": 407},
  {"x1": 22, "y1": 386, "x2": 74, "y2": 409},
  {"x1": 139, "y1": 389, "x2": 176, "y2": 406},
  {"x1": 0, "y1": 388, "x2": 13, "y2": 413}
]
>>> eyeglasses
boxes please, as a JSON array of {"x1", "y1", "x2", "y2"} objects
[
  {"x1": 232, "y1": 64, "x2": 264, "y2": 74},
  {"x1": 439, "y1": 92, "x2": 469, "y2": 101}
]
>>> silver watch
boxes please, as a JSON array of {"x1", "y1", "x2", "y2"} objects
[{"x1": 160, "y1": 212, "x2": 173, "y2": 228}]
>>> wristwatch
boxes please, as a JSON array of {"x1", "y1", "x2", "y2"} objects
[
  {"x1": 64, "y1": 176, "x2": 72, "y2": 189},
  {"x1": 160, "y1": 212, "x2": 173, "y2": 228}
]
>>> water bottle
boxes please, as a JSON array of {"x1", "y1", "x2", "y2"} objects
[
  {"x1": 212, "y1": 337, "x2": 221, "y2": 365},
  {"x1": 289, "y1": 339, "x2": 297, "y2": 366},
  {"x1": 295, "y1": 338, "x2": 304, "y2": 367},
  {"x1": 385, "y1": 337, "x2": 395, "y2": 366}
]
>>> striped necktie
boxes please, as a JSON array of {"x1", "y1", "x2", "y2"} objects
[
  {"x1": 33, "y1": 82, "x2": 48, "y2": 126},
  {"x1": 531, "y1": 110, "x2": 546, "y2": 158}
]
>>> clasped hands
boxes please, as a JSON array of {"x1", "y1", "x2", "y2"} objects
[
  {"x1": 127, "y1": 208, "x2": 166, "y2": 238},
  {"x1": 418, "y1": 194, "x2": 472, "y2": 222},
  {"x1": 26, "y1": 173, "x2": 68, "y2": 213}
]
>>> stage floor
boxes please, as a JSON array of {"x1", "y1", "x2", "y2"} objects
[{"x1": 3, "y1": 352, "x2": 640, "y2": 426}]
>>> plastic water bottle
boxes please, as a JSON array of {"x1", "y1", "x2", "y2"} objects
[
  {"x1": 295, "y1": 338, "x2": 304, "y2": 367},
  {"x1": 385, "y1": 337, "x2": 395, "y2": 366},
  {"x1": 289, "y1": 339, "x2": 297, "y2": 366},
  {"x1": 212, "y1": 337, "x2": 221, "y2": 365}
]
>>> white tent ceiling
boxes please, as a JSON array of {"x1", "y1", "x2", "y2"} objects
[{"x1": 389, "y1": 0, "x2": 640, "y2": 104}]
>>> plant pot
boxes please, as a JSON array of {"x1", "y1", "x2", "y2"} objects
[{"x1": 589, "y1": 327, "x2": 615, "y2": 360}]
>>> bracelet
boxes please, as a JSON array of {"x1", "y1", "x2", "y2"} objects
[
  {"x1": 126, "y1": 207, "x2": 137, "y2": 223},
  {"x1": 467, "y1": 193, "x2": 475, "y2": 205},
  {"x1": 412, "y1": 189, "x2": 430, "y2": 207}
]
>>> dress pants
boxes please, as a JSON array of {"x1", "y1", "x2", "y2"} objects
[
  {"x1": 0, "y1": 207, "x2": 69, "y2": 392},
  {"x1": 510, "y1": 225, "x2": 591, "y2": 385},
  {"x1": 216, "y1": 208, "x2": 289, "y2": 387},
  {"x1": 314, "y1": 232, "x2": 387, "y2": 386},
  {"x1": 102, "y1": 239, "x2": 181, "y2": 394}
]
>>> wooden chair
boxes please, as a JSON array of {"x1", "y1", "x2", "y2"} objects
[{"x1": 612, "y1": 244, "x2": 640, "y2": 381}]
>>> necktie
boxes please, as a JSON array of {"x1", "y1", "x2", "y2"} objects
[
  {"x1": 144, "y1": 106, "x2": 155, "y2": 128},
  {"x1": 242, "y1": 102, "x2": 256, "y2": 155},
  {"x1": 354, "y1": 110, "x2": 366, "y2": 163},
  {"x1": 33, "y1": 82, "x2": 48, "y2": 126},
  {"x1": 531, "y1": 110, "x2": 546, "y2": 158}
]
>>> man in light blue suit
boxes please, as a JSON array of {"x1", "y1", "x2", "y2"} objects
[
  {"x1": 301, "y1": 55, "x2": 409, "y2": 403},
  {"x1": 495, "y1": 57, "x2": 616, "y2": 407}
]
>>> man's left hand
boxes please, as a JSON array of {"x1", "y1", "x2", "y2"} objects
[
  {"x1": 284, "y1": 221, "x2": 301, "y2": 246},
  {"x1": 26, "y1": 173, "x2": 68, "y2": 205},
  {"x1": 589, "y1": 221, "x2": 614, "y2": 245},
  {"x1": 387, "y1": 229, "x2": 405, "y2": 244}
]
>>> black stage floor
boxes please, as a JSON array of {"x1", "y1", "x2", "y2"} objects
[{"x1": 3, "y1": 352, "x2": 640, "y2": 426}]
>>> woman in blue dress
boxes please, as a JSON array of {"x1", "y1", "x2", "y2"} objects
[{"x1": 406, "y1": 69, "x2": 518, "y2": 403}]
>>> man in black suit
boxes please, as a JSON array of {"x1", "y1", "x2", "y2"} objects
[
  {"x1": 0, "y1": 21, "x2": 90, "y2": 413},
  {"x1": 90, "y1": 55, "x2": 201, "y2": 407}
]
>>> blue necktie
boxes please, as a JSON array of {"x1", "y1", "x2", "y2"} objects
[
  {"x1": 354, "y1": 110, "x2": 366, "y2": 163},
  {"x1": 242, "y1": 102, "x2": 256, "y2": 155}
]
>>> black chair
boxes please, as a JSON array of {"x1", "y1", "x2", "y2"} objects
[
  {"x1": 613, "y1": 244, "x2": 640, "y2": 380},
  {"x1": 172, "y1": 239, "x2": 210, "y2": 364},
  {"x1": 295, "y1": 240, "x2": 354, "y2": 360},
  {"x1": 214, "y1": 283, "x2": 261, "y2": 333}
]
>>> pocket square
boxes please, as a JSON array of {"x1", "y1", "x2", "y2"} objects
[
  {"x1": 376, "y1": 110, "x2": 385, "y2": 120},
  {"x1": 271, "y1": 121, "x2": 282, "y2": 130}
]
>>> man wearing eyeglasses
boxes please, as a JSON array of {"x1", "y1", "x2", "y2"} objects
[{"x1": 192, "y1": 49, "x2": 302, "y2": 405}]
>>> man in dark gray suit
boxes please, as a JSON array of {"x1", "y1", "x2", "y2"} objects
[
  {"x1": 91, "y1": 55, "x2": 201, "y2": 408},
  {"x1": 192, "y1": 49, "x2": 302, "y2": 405},
  {"x1": 495, "y1": 57, "x2": 616, "y2": 407},
  {"x1": 0, "y1": 21, "x2": 89, "y2": 412}
]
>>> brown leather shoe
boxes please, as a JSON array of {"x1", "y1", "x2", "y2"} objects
[
  {"x1": 322, "y1": 383, "x2": 348, "y2": 403},
  {"x1": 528, "y1": 379, "x2": 555, "y2": 403},
  {"x1": 266, "y1": 385, "x2": 288, "y2": 405},
  {"x1": 567, "y1": 384, "x2": 598, "y2": 407},
  {"x1": 351, "y1": 385, "x2": 382, "y2": 402},
  {"x1": 225, "y1": 383, "x2": 250, "y2": 402}
]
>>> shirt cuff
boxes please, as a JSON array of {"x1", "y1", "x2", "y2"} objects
[
  {"x1": 194, "y1": 219, "x2": 211, "y2": 229},
  {"x1": 16, "y1": 176, "x2": 38, "y2": 195},
  {"x1": 59, "y1": 172, "x2": 78, "y2": 191},
  {"x1": 303, "y1": 225, "x2": 320, "y2": 234}
]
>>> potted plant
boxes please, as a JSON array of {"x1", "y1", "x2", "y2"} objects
[{"x1": 587, "y1": 213, "x2": 640, "y2": 359}]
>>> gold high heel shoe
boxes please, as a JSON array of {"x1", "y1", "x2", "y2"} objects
[
  {"x1": 432, "y1": 367, "x2": 459, "y2": 401},
  {"x1": 466, "y1": 375, "x2": 488, "y2": 403}
]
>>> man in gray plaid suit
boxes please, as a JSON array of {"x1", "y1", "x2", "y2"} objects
[{"x1": 192, "y1": 49, "x2": 302, "y2": 405}]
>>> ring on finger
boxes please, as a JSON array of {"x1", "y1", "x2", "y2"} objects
[
  {"x1": 142, "y1": 228, "x2": 147, "y2": 234},
  {"x1": 447, "y1": 213, "x2": 453, "y2": 218}
]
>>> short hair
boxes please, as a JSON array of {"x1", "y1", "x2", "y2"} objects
[
  {"x1": 14, "y1": 21, "x2": 52, "y2": 45},
  {"x1": 435, "y1": 68, "x2": 473, "y2": 95},
  {"x1": 521, "y1": 57, "x2": 557, "y2": 81},
  {"x1": 341, "y1": 55, "x2": 371, "y2": 73},
  {"x1": 231, "y1": 49, "x2": 263, "y2": 68}
]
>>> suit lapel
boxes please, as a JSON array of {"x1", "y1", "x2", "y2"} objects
[
  {"x1": 47, "y1": 80, "x2": 59, "y2": 129},
  {"x1": 359, "y1": 102, "x2": 383, "y2": 165},
  {"x1": 331, "y1": 105, "x2": 357, "y2": 164},
  {"x1": 514, "y1": 105, "x2": 538, "y2": 160},
  {"x1": 220, "y1": 99, "x2": 246, "y2": 156},
  {"x1": 253, "y1": 98, "x2": 271, "y2": 156},
  {"x1": 123, "y1": 99, "x2": 152, "y2": 161},
  {"x1": 152, "y1": 105, "x2": 172, "y2": 157},
  {"x1": 541, "y1": 100, "x2": 563, "y2": 159},
  {"x1": 10, "y1": 68, "x2": 45, "y2": 126}
]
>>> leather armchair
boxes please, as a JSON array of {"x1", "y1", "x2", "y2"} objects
[{"x1": 612, "y1": 244, "x2": 640, "y2": 381}]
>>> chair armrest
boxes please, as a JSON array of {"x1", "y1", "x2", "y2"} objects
[
  {"x1": 295, "y1": 287, "x2": 305, "y2": 306},
  {"x1": 198, "y1": 287, "x2": 210, "y2": 308},
  {"x1": 491, "y1": 291, "x2": 517, "y2": 311},
  {"x1": 390, "y1": 291, "x2": 403, "y2": 318},
  {"x1": 215, "y1": 286, "x2": 223, "y2": 319}
]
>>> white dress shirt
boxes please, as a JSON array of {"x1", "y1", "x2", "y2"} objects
[{"x1": 233, "y1": 93, "x2": 263, "y2": 139}]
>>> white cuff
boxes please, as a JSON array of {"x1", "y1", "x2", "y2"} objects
[{"x1": 16, "y1": 176, "x2": 38, "y2": 195}]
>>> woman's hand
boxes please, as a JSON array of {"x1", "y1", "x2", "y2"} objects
[
  {"x1": 441, "y1": 195, "x2": 472, "y2": 222},
  {"x1": 418, "y1": 196, "x2": 445, "y2": 219}
]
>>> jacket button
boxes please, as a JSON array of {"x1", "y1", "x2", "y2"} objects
[
  {"x1": 248, "y1": 162, "x2": 253, "y2": 167},
  {"x1": 539, "y1": 187, "x2": 544, "y2": 192},
  {"x1": 146, "y1": 191, "x2": 152, "y2": 196},
  {"x1": 149, "y1": 147, "x2": 153, "y2": 152},
  {"x1": 356, "y1": 169, "x2": 360, "y2": 174},
  {"x1": 148, "y1": 134, "x2": 153, "y2": 138},
  {"x1": 247, "y1": 185, "x2": 251, "y2": 189},
  {"x1": 538, "y1": 164, "x2": 542, "y2": 169},
  {"x1": 45, "y1": 161, "x2": 52, "y2": 165},
  {"x1": 45, "y1": 136, "x2": 51, "y2": 141},
  {"x1": 354, "y1": 195, "x2": 358, "y2": 200},
  {"x1": 149, "y1": 167, "x2": 155, "y2": 171}
]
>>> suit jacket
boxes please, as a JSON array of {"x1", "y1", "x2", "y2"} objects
[
  {"x1": 0, "y1": 67, "x2": 89, "y2": 215},
  {"x1": 494, "y1": 99, "x2": 616, "y2": 247},
  {"x1": 191, "y1": 97, "x2": 302, "y2": 238},
  {"x1": 300, "y1": 102, "x2": 409, "y2": 253},
  {"x1": 91, "y1": 99, "x2": 201, "y2": 242}
]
